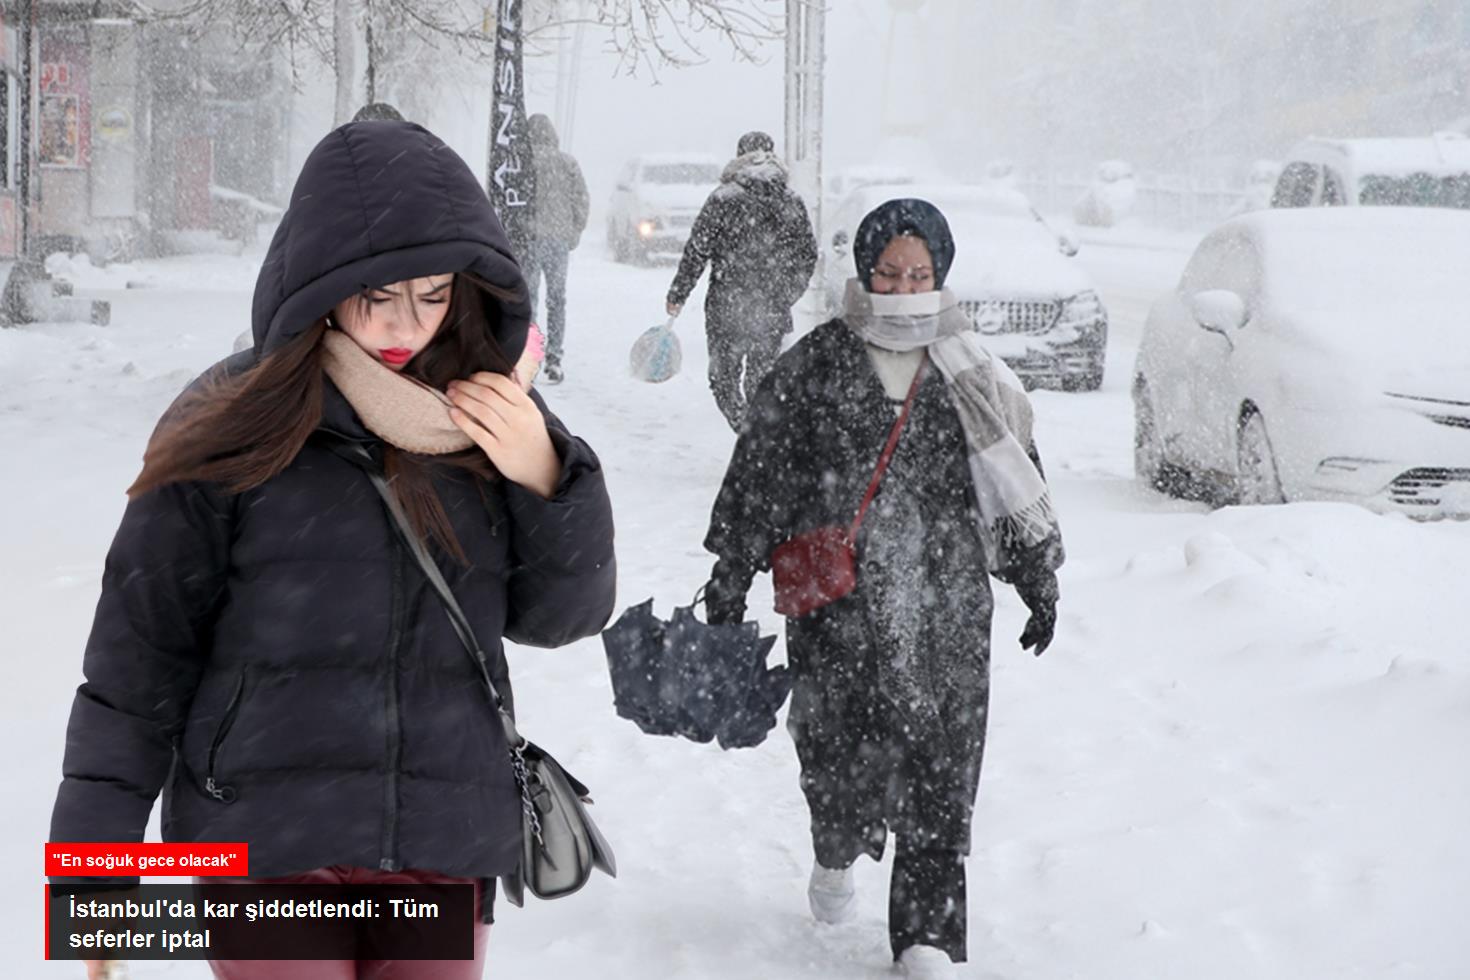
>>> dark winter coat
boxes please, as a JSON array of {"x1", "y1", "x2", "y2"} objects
[
  {"x1": 49, "y1": 121, "x2": 617, "y2": 894},
  {"x1": 667, "y1": 151, "x2": 818, "y2": 336},
  {"x1": 528, "y1": 115, "x2": 590, "y2": 250},
  {"x1": 704, "y1": 319, "x2": 1061, "y2": 864}
]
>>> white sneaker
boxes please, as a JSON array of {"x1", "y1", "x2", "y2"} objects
[
  {"x1": 897, "y1": 944, "x2": 956, "y2": 979},
  {"x1": 807, "y1": 863, "x2": 856, "y2": 924}
]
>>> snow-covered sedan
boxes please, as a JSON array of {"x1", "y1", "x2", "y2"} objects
[
  {"x1": 607, "y1": 153, "x2": 722, "y2": 263},
  {"x1": 1133, "y1": 207, "x2": 1470, "y2": 516},
  {"x1": 825, "y1": 182, "x2": 1107, "y2": 390}
]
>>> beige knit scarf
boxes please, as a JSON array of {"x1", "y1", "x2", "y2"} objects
[{"x1": 321, "y1": 329, "x2": 475, "y2": 454}]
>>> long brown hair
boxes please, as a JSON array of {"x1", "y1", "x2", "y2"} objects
[{"x1": 131, "y1": 273, "x2": 520, "y2": 563}]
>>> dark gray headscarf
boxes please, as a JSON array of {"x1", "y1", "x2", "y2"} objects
[{"x1": 853, "y1": 198, "x2": 956, "y2": 290}]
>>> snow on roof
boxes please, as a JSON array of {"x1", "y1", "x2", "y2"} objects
[
  {"x1": 1292, "y1": 137, "x2": 1470, "y2": 175},
  {"x1": 837, "y1": 164, "x2": 918, "y2": 183},
  {"x1": 1223, "y1": 207, "x2": 1470, "y2": 336},
  {"x1": 850, "y1": 182, "x2": 1035, "y2": 219},
  {"x1": 1230, "y1": 204, "x2": 1470, "y2": 260}
]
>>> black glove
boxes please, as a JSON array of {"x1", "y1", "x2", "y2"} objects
[
  {"x1": 701, "y1": 577, "x2": 747, "y2": 626},
  {"x1": 1017, "y1": 576, "x2": 1058, "y2": 657}
]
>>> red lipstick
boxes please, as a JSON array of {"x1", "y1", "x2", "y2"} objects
[{"x1": 379, "y1": 348, "x2": 413, "y2": 366}]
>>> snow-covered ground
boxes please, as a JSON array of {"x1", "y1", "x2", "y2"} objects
[{"x1": 7, "y1": 230, "x2": 1469, "y2": 978}]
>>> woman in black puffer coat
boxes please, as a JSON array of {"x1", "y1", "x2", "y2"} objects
[{"x1": 50, "y1": 120, "x2": 616, "y2": 979}]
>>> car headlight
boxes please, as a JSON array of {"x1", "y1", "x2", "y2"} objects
[
  {"x1": 637, "y1": 219, "x2": 658, "y2": 238},
  {"x1": 1054, "y1": 290, "x2": 1107, "y2": 342},
  {"x1": 1058, "y1": 290, "x2": 1105, "y2": 325}
]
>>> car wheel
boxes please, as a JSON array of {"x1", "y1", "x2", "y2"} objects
[
  {"x1": 1236, "y1": 410, "x2": 1285, "y2": 505},
  {"x1": 1134, "y1": 380, "x2": 1197, "y2": 496},
  {"x1": 1134, "y1": 381, "x2": 1167, "y2": 488},
  {"x1": 611, "y1": 223, "x2": 635, "y2": 262}
]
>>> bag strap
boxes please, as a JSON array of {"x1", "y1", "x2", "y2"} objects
[
  {"x1": 330, "y1": 441, "x2": 522, "y2": 744},
  {"x1": 851, "y1": 359, "x2": 928, "y2": 536}
]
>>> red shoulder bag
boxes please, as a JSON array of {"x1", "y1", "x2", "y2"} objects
[{"x1": 770, "y1": 362, "x2": 927, "y2": 618}]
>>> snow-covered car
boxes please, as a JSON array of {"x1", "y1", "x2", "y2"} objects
[
  {"x1": 606, "y1": 153, "x2": 722, "y2": 263},
  {"x1": 825, "y1": 182, "x2": 1106, "y2": 391},
  {"x1": 1133, "y1": 207, "x2": 1470, "y2": 516},
  {"x1": 1073, "y1": 159, "x2": 1137, "y2": 227},
  {"x1": 1232, "y1": 159, "x2": 1281, "y2": 214},
  {"x1": 1270, "y1": 136, "x2": 1470, "y2": 209},
  {"x1": 821, "y1": 165, "x2": 916, "y2": 228}
]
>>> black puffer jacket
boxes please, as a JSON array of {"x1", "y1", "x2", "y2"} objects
[
  {"x1": 666, "y1": 150, "x2": 817, "y2": 333},
  {"x1": 49, "y1": 121, "x2": 617, "y2": 890}
]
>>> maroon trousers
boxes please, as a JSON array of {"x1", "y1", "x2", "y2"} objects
[{"x1": 204, "y1": 865, "x2": 490, "y2": 980}]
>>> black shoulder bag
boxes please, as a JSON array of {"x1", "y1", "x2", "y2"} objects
[{"x1": 355, "y1": 450, "x2": 616, "y2": 907}]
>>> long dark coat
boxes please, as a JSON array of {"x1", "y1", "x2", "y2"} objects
[
  {"x1": 49, "y1": 121, "x2": 618, "y2": 901},
  {"x1": 705, "y1": 319, "x2": 1061, "y2": 865}
]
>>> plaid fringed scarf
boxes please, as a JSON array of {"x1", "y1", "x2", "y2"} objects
[{"x1": 926, "y1": 335, "x2": 1059, "y2": 568}]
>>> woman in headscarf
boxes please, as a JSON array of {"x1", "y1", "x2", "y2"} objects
[{"x1": 701, "y1": 199, "x2": 1064, "y2": 979}]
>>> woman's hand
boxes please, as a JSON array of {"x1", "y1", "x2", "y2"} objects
[{"x1": 447, "y1": 372, "x2": 561, "y2": 498}]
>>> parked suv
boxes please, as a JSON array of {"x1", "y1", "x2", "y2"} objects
[
  {"x1": 607, "y1": 153, "x2": 722, "y2": 263},
  {"x1": 1270, "y1": 136, "x2": 1470, "y2": 209}
]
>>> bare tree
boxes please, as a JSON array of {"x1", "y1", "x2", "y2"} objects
[
  {"x1": 527, "y1": 0, "x2": 782, "y2": 76},
  {"x1": 134, "y1": 0, "x2": 783, "y2": 93}
]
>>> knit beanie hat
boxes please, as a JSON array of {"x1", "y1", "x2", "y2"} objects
[{"x1": 736, "y1": 130, "x2": 775, "y2": 156}]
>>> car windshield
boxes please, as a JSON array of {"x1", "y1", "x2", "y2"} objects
[
  {"x1": 641, "y1": 163, "x2": 720, "y2": 185},
  {"x1": 1357, "y1": 172, "x2": 1470, "y2": 209}
]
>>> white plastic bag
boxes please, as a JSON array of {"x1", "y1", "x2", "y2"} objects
[{"x1": 629, "y1": 318, "x2": 682, "y2": 383}]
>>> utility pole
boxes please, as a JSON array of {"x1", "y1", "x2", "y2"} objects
[
  {"x1": 552, "y1": 0, "x2": 588, "y2": 149},
  {"x1": 364, "y1": 0, "x2": 377, "y2": 104},
  {"x1": 784, "y1": 0, "x2": 825, "y2": 323}
]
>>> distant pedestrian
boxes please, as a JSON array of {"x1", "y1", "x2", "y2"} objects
[
  {"x1": 666, "y1": 130, "x2": 817, "y2": 431},
  {"x1": 525, "y1": 113, "x2": 590, "y2": 384}
]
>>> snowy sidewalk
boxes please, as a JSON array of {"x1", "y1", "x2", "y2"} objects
[{"x1": 6, "y1": 243, "x2": 1468, "y2": 978}]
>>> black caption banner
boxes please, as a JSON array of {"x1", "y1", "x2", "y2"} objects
[{"x1": 47, "y1": 884, "x2": 474, "y2": 961}]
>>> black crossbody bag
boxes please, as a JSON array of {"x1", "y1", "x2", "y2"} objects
[{"x1": 346, "y1": 444, "x2": 616, "y2": 907}]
